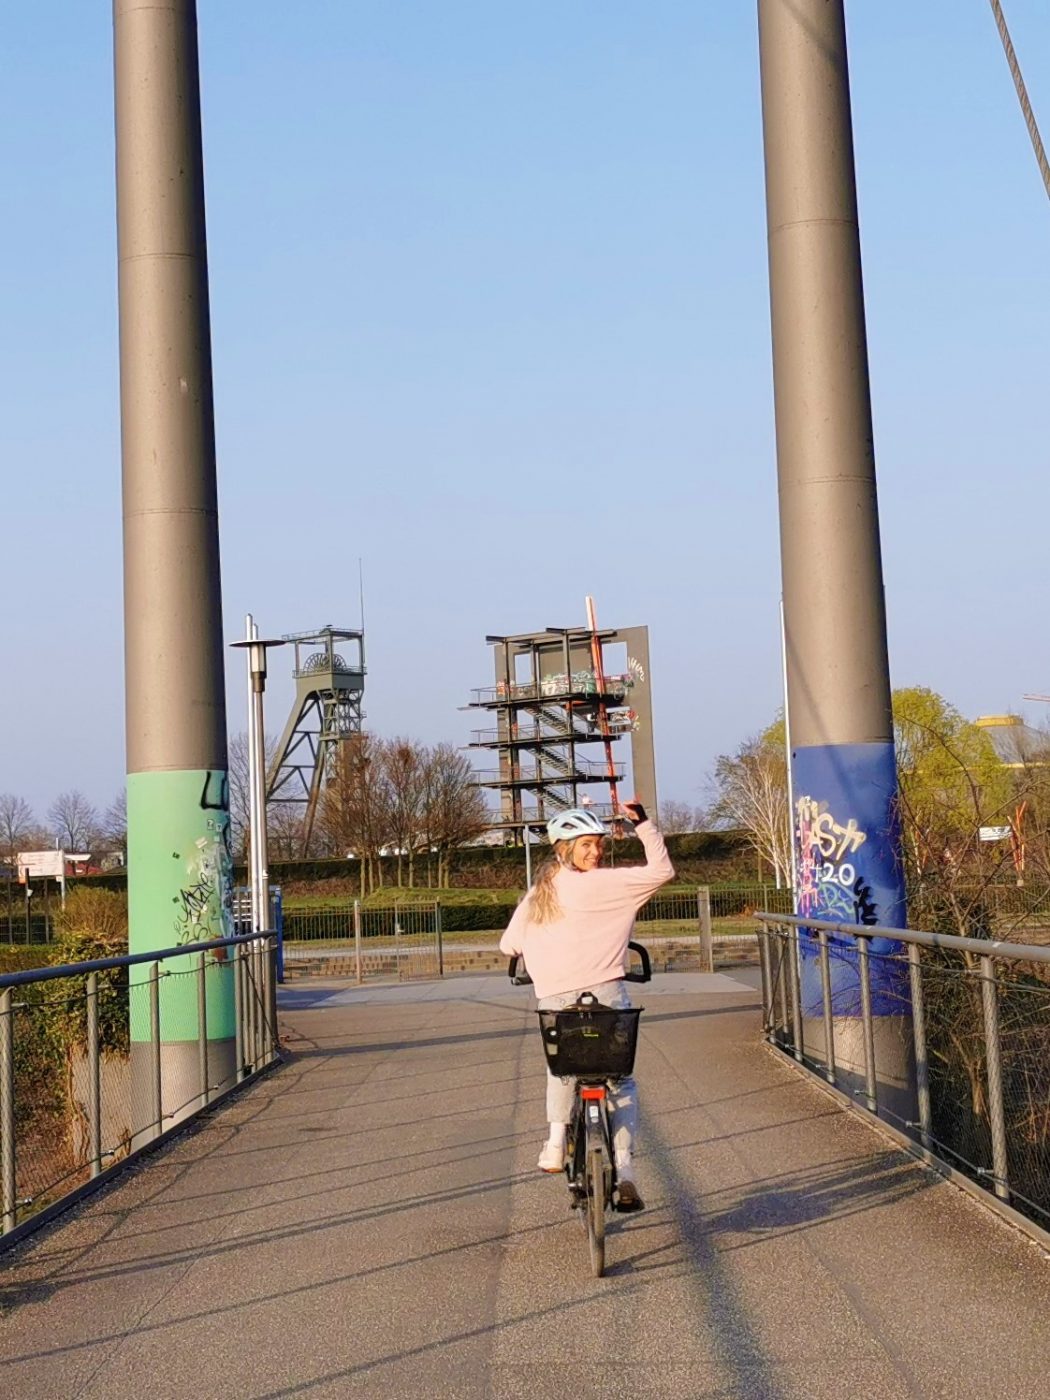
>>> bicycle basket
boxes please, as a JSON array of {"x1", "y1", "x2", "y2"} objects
[{"x1": 537, "y1": 1003, "x2": 642, "y2": 1078}]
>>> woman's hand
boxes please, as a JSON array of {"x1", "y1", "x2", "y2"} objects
[{"x1": 621, "y1": 799, "x2": 647, "y2": 825}]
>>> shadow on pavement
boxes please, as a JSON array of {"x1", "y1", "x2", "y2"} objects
[{"x1": 701, "y1": 1149, "x2": 933, "y2": 1248}]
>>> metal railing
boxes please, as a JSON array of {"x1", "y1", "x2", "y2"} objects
[
  {"x1": 470, "y1": 724, "x2": 593, "y2": 746},
  {"x1": 756, "y1": 912, "x2": 1050, "y2": 1238},
  {"x1": 486, "y1": 801, "x2": 621, "y2": 827},
  {"x1": 0, "y1": 931, "x2": 280, "y2": 1248},
  {"x1": 282, "y1": 900, "x2": 444, "y2": 981},
  {"x1": 473, "y1": 756, "x2": 626, "y2": 784},
  {"x1": 470, "y1": 676, "x2": 631, "y2": 706}
]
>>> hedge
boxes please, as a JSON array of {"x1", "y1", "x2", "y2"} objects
[{"x1": 68, "y1": 828, "x2": 756, "y2": 896}]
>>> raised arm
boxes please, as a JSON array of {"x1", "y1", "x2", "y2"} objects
[{"x1": 617, "y1": 805, "x2": 675, "y2": 904}]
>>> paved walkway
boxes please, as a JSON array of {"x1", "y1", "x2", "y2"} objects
[{"x1": 2, "y1": 972, "x2": 1050, "y2": 1398}]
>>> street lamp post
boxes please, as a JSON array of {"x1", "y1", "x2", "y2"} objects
[{"x1": 231, "y1": 619, "x2": 285, "y2": 932}]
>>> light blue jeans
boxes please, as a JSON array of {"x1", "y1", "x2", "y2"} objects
[{"x1": 536, "y1": 979, "x2": 637, "y2": 1161}]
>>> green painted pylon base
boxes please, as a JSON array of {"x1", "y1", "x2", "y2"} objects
[{"x1": 127, "y1": 769, "x2": 235, "y2": 1044}]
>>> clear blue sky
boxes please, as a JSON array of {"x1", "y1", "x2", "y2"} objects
[{"x1": 3, "y1": 2, "x2": 1048, "y2": 820}]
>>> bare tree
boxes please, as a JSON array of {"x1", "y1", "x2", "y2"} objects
[
  {"x1": 47, "y1": 790, "x2": 100, "y2": 853},
  {"x1": 228, "y1": 730, "x2": 279, "y2": 861},
  {"x1": 0, "y1": 794, "x2": 35, "y2": 939},
  {"x1": 319, "y1": 734, "x2": 393, "y2": 895},
  {"x1": 0, "y1": 793, "x2": 35, "y2": 864},
  {"x1": 657, "y1": 800, "x2": 703, "y2": 835},
  {"x1": 709, "y1": 728, "x2": 791, "y2": 887},
  {"x1": 384, "y1": 737, "x2": 427, "y2": 886},
  {"x1": 98, "y1": 791, "x2": 128, "y2": 858},
  {"x1": 267, "y1": 803, "x2": 305, "y2": 862},
  {"x1": 420, "y1": 744, "x2": 489, "y2": 888}
]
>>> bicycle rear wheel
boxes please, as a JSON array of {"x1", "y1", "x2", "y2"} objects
[{"x1": 584, "y1": 1141, "x2": 606, "y2": 1277}]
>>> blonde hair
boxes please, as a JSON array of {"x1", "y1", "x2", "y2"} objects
[{"x1": 527, "y1": 842, "x2": 575, "y2": 924}]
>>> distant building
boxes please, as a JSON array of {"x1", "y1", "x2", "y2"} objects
[{"x1": 975, "y1": 715, "x2": 1050, "y2": 767}]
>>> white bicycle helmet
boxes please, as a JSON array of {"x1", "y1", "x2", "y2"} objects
[{"x1": 546, "y1": 808, "x2": 608, "y2": 843}]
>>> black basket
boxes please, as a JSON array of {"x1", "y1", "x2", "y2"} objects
[{"x1": 537, "y1": 1002, "x2": 642, "y2": 1078}]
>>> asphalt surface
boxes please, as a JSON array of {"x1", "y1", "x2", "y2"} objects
[{"x1": 2, "y1": 970, "x2": 1050, "y2": 1398}]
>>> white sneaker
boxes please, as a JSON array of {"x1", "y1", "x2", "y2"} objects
[{"x1": 537, "y1": 1141, "x2": 564, "y2": 1173}]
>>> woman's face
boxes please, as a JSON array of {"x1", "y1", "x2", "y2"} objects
[{"x1": 569, "y1": 835, "x2": 604, "y2": 872}]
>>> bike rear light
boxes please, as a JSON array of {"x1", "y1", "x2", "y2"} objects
[{"x1": 580, "y1": 1086, "x2": 606, "y2": 1101}]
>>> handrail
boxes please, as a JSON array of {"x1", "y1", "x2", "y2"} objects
[
  {"x1": 754, "y1": 911, "x2": 1050, "y2": 965},
  {"x1": 0, "y1": 930, "x2": 276, "y2": 990},
  {"x1": 754, "y1": 907, "x2": 1050, "y2": 1244}
]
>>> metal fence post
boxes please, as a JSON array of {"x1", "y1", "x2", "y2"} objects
[
  {"x1": 265, "y1": 936, "x2": 278, "y2": 1062},
  {"x1": 1, "y1": 988, "x2": 16, "y2": 1234},
  {"x1": 788, "y1": 925, "x2": 804, "y2": 1062},
  {"x1": 86, "y1": 972, "x2": 102, "y2": 1177},
  {"x1": 907, "y1": 943, "x2": 931, "y2": 1148},
  {"x1": 354, "y1": 899, "x2": 363, "y2": 985},
  {"x1": 197, "y1": 952, "x2": 210, "y2": 1106},
  {"x1": 149, "y1": 963, "x2": 162, "y2": 1139},
  {"x1": 698, "y1": 887, "x2": 713, "y2": 973},
  {"x1": 255, "y1": 939, "x2": 265, "y2": 1066},
  {"x1": 248, "y1": 941, "x2": 260, "y2": 1072},
  {"x1": 980, "y1": 955, "x2": 1010, "y2": 1201},
  {"x1": 757, "y1": 923, "x2": 772, "y2": 1035},
  {"x1": 857, "y1": 935, "x2": 878, "y2": 1113},
  {"x1": 817, "y1": 930, "x2": 836, "y2": 1085},
  {"x1": 776, "y1": 928, "x2": 790, "y2": 1045},
  {"x1": 261, "y1": 940, "x2": 275, "y2": 1058},
  {"x1": 233, "y1": 942, "x2": 244, "y2": 1084},
  {"x1": 435, "y1": 900, "x2": 444, "y2": 978}
]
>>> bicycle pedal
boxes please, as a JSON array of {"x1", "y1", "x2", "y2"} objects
[{"x1": 614, "y1": 1183, "x2": 645, "y2": 1213}]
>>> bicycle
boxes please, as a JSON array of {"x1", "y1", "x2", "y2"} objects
[{"x1": 508, "y1": 942, "x2": 652, "y2": 1277}]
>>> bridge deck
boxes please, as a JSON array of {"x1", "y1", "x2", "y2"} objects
[{"x1": 2, "y1": 972, "x2": 1049, "y2": 1399}]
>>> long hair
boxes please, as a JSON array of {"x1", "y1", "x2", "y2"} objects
[{"x1": 528, "y1": 841, "x2": 575, "y2": 924}]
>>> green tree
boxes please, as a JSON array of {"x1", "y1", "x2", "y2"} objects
[{"x1": 892, "y1": 686, "x2": 1012, "y2": 888}]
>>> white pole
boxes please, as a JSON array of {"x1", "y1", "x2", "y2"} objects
[
  {"x1": 781, "y1": 598, "x2": 798, "y2": 909},
  {"x1": 250, "y1": 620, "x2": 270, "y2": 931},
  {"x1": 245, "y1": 613, "x2": 260, "y2": 931},
  {"x1": 524, "y1": 824, "x2": 532, "y2": 887}
]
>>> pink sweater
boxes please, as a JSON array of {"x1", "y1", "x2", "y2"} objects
[{"x1": 499, "y1": 821, "x2": 675, "y2": 998}]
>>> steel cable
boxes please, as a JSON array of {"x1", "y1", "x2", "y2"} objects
[{"x1": 988, "y1": 0, "x2": 1050, "y2": 203}]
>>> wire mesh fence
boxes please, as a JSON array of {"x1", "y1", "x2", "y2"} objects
[
  {"x1": 1, "y1": 933, "x2": 279, "y2": 1245},
  {"x1": 281, "y1": 901, "x2": 443, "y2": 981},
  {"x1": 908, "y1": 881, "x2": 1050, "y2": 940},
  {"x1": 757, "y1": 915, "x2": 1050, "y2": 1235},
  {"x1": 0, "y1": 913, "x2": 58, "y2": 945}
]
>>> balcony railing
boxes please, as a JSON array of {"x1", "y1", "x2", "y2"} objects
[
  {"x1": 469, "y1": 716, "x2": 635, "y2": 745},
  {"x1": 474, "y1": 756, "x2": 625, "y2": 784},
  {"x1": 470, "y1": 672, "x2": 633, "y2": 706}
]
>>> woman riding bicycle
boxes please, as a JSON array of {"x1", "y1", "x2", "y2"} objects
[{"x1": 499, "y1": 800, "x2": 674, "y2": 1210}]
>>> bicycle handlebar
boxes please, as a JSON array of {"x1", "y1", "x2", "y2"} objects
[
  {"x1": 507, "y1": 954, "x2": 532, "y2": 985},
  {"x1": 623, "y1": 942, "x2": 651, "y2": 983},
  {"x1": 507, "y1": 941, "x2": 652, "y2": 987}
]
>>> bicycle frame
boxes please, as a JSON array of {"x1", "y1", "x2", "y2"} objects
[
  {"x1": 507, "y1": 942, "x2": 652, "y2": 1277},
  {"x1": 568, "y1": 1081, "x2": 614, "y2": 1211}
]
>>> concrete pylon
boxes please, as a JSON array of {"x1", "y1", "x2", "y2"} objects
[
  {"x1": 114, "y1": 0, "x2": 235, "y2": 1114},
  {"x1": 758, "y1": 0, "x2": 913, "y2": 1122}
]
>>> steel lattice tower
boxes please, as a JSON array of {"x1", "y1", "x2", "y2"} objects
[{"x1": 267, "y1": 626, "x2": 366, "y2": 855}]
